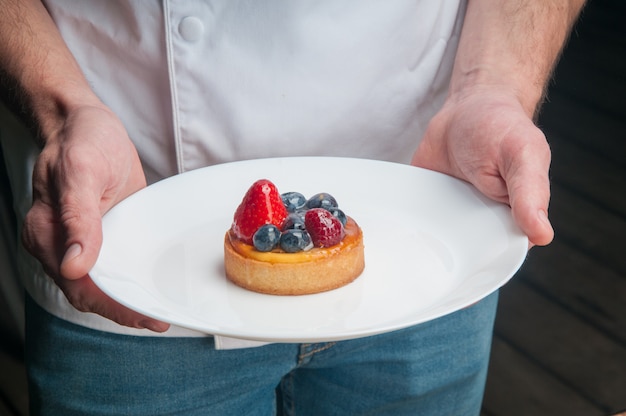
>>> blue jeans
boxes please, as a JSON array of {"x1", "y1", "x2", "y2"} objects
[{"x1": 25, "y1": 292, "x2": 498, "y2": 415}]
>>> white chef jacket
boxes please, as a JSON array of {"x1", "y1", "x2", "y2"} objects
[{"x1": 0, "y1": 0, "x2": 465, "y2": 346}]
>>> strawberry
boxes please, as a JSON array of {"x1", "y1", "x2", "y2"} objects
[
  {"x1": 231, "y1": 179, "x2": 288, "y2": 245},
  {"x1": 304, "y1": 208, "x2": 345, "y2": 248}
]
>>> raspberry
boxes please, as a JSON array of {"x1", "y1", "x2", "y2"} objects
[{"x1": 304, "y1": 208, "x2": 345, "y2": 248}]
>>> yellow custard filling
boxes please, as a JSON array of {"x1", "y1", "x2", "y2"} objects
[{"x1": 227, "y1": 218, "x2": 361, "y2": 264}]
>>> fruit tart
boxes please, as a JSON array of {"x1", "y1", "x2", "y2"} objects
[{"x1": 224, "y1": 179, "x2": 364, "y2": 295}]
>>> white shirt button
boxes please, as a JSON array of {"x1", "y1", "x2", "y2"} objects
[{"x1": 179, "y1": 16, "x2": 204, "y2": 42}]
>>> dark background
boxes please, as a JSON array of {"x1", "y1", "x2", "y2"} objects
[{"x1": 482, "y1": 0, "x2": 626, "y2": 414}]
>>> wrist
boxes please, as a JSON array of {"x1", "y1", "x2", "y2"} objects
[
  {"x1": 28, "y1": 79, "x2": 103, "y2": 144},
  {"x1": 449, "y1": 67, "x2": 544, "y2": 119},
  {"x1": 0, "y1": 0, "x2": 103, "y2": 144},
  {"x1": 450, "y1": 0, "x2": 586, "y2": 120}
]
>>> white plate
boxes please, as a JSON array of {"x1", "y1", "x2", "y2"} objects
[{"x1": 90, "y1": 157, "x2": 527, "y2": 342}]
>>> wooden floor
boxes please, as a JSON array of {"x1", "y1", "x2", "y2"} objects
[{"x1": 1, "y1": 0, "x2": 625, "y2": 414}]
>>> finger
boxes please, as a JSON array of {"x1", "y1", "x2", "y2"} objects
[
  {"x1": 511, "y1": 188, "x2": 554, "y2": 246},
  {"x1": 57, "y1": 186, "x2": 106, "y2": 280},
  {"x1": 22, "y1": 201, "x2": 66, "y2": 277},
  {"x1": 60, "y1": 275, "x2": 170, "y2": 332},
  {"x1": 502, "y1": 128, "x2": 555, "y2": 246}
]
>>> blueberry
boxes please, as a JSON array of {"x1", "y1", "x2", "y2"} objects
[
  {"x1": 252, "y1": 224, "x2": 281, "y2": 252},
  {"x1": 280, "y1": 229, "x2": 313, "y2": 253},
  {"x1": 282, "y1": 211, "x2": 306, "y2": 230},
  {"x1": 306, "y1": 192, "x2": 338, "y2": 210},
  {"x1": 328, "y1": 208, "x2": 347, "y2": 226},
  {"x1": 281, "y1": 192, "x2": 307, "y2": 212}
]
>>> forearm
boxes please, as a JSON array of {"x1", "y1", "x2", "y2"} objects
[
  {"x1": 451, "y1": 0, "x2": 586, "y2": 117},
  {"x1": 0, "y1": 0, "x2": 100, "y2": 142}
]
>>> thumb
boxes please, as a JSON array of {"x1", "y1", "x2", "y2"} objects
[
  {"x1": 502, "y1": 129, "x2": 555, "y2": 247},
  {"x1": 510, "y1": 190, "x2": 554, "y2": 247},
  {"x1": 59, "y1": 151, "x2": 146, "y2": 280},
  {"x1": 58, "y1": 195, "x2": 104, "y2": 280}
]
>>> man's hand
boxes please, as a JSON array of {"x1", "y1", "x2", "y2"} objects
[
  {"x1": 412, "y1": 0, "x2": 586, "y2": 248},
  {"x1": 0, "y1": 0, "x2": 169, "y2": 331},
  {"x1": 22, "y1": 105, "x2": 170, "y2": 332},
  {"x1": 412, "y1": 88, "x2": 554, "y2": 247}
]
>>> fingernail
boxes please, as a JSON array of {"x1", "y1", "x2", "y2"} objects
[
  {"x1": 538, "y1": 209, "x2": 550, "y2": 225},
  {"x1": 63, "y1": 243, "x2": 82, "y2": 263}
]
